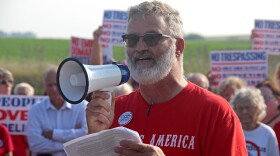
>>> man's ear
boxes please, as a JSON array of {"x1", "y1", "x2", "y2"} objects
[{"x1": 175, "y1": 38, "x2": 185, "y2": 56}]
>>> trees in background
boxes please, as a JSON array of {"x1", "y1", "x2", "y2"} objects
[{"x1": 0, "y1": 30, "x2": 36, "y2": 38}]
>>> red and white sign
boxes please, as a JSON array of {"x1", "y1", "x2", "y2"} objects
[
  {"x1": 252, "y1": 19, "x2": 280, "y2": 55},
  {"x1": 99, "y1": 10, "x2": 128, "y2": 47},
  {"x1": 70, "y1": 36, "x2": 94, "y2": 64},
  {"x1": 0, "y1": 95, "x2": 47, "y2": 135},
  {"x1": 210, "y1": 50, "x2": 268, "y2": 88}
]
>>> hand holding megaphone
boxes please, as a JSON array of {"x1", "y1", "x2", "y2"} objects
[{"x1": 57, "y1": 58, "x2": 130, "y2": 104}]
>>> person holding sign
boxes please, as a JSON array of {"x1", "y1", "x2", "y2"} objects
[
  {"x1": 0, "y1": 68, "x2": 30, "y2": 156},
  {"x1": 27, "y1": 66, "x2": 88, "y2": 156},
  {"x1": 91, "y1": 25, "x2": 104, "y2": 65},
  {"x1": 0, "y1": 68, "x2": 14, "y2": 95},
  {"x1": 90, "y1": 25, "x2": 138, "y2": 92},
  {"x1": 86, "y1": 1, "x2": 246, "y2": 155}
]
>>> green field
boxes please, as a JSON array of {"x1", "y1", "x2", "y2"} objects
[{"x1": 0, "y1": 38, "x2": 279, "y2": 95}]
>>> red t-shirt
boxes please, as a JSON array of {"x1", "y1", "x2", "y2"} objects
[
  {"x1": 273, "y1": 122, "x2": 280, "y2": 151},
  {"x1": 0, "y1": 124, "x2": 14, "y2": 155},
  {"x1": 11, "y1": 135, "x2": 29, "y2": 156},
  {"x1": 111, "y1": 82, "x2": 247, "y2": 156}
]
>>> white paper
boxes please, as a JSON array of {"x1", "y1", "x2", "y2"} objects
[{"x1": 63, "y1": 126, "x2": 142, "y2": 156}]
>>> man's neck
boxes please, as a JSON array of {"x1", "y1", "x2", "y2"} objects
[
  {"x1": 140, "y1": 76, "x2": 187, "y2": 104},
  {"x1": 50, "y1": 98, "x2": 65, "y2": 110}
]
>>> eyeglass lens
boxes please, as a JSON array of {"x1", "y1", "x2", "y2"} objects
[
  {"x1": 122, "y1": 33, "x2": 164, "y2": 48},
  {"x1": 0, "y1": 79, "x2": 13, "y2": 85}
]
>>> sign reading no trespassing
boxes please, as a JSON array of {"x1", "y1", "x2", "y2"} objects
[
  {"x1": 252, "y1": 19, "x2": 280, "y2": 55},
  {"x1": 99, "y1": 10, "x2": 128, "y2": 46},
  {"x1": 210, "y1": 50, "x2": 268, "y2": 88}
]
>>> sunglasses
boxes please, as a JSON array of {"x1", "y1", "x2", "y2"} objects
[
  {"x1": 121, "y1": 33, "x2": 172, "y2": 48},
  {"x1": 0, "y1": 79, "x2": 13, "y2": 85}
]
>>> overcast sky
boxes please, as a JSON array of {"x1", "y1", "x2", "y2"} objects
[{"x1": 1, "y1": 0, "x2": 279, "y2": 39}]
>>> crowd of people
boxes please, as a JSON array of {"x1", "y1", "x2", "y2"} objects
[{"x1": 1, "y1": 1, "x2": 280, "y2": 156}]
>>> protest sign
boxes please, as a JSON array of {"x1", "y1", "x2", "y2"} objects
[
  {"x1": 252, "y1": 19, "x2": 280, "y2": 55},
  {"x1": 99, "y1": 10, "x2": 128, "y2": 46},
  {"x1": 210, "y1": 50, "x2": 268, "y2": 88},
  {"x1": 0, "y1": 95, "x2": 47, "y2": 135},
  {"x1": 70, "y1": 37, "x2": 114, "y2": 64},
  {"x1": 70, "y1": 36, "x2": 93, "y2": 64},
  {"x1": 70, "y1": 10, "x2": 127, "y2": 64}
]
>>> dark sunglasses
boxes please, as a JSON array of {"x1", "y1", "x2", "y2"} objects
[
  {"x1": 121, "y1": 33, "x2": 172, "y2": 48},
  {"x1": 0, "y1": 79, "x2": 13, "y2": 85}
]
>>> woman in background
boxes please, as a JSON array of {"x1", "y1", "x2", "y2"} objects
[
  {"x1": 218, "y1": 76, "x2": 246, "y2": 102},
  {"x1": 256, "y1": 79, "x2": 280, "y2": 152},
  {"x1": 274, "y1": 62, "x2": 280, "y2": 90},
  {"x1": 231, "y1": 87, "x2": 279, "y2": 156}
]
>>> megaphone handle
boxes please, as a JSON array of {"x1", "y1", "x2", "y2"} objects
[{"x1": 101, "y1": 88, "x2": 113, "y2": 105}]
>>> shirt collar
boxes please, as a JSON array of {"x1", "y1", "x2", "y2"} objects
[{"x1": 45, "y1": 98, "x2": 72, "y2": 110}]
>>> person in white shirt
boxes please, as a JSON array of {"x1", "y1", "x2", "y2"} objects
[
  {"x1": 231, "y1": 87, "x2": 279, "y2": 156},
  {"x1": 27, "y1": 66, "x2": 88, "y2": 156}
]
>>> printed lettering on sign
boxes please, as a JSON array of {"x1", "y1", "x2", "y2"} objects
[
  {"x1": 0, "y1": 95, "x2": 47, "y2": 135},
  {"x1": 210, "y1": 50, "x2": 268, "y2": 89}
]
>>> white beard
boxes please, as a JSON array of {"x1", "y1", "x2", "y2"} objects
[{"x1": 126, "y1": 44, "x2": 176, "y2": 85}]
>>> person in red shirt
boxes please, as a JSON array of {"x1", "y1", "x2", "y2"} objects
[
  {"x1": 256, "y1": 79, "x2": 280, "y2": 152},
  {"x1": 274, "y1": 123, "x2": 280, "y2": 151},
  {"x1": 0, "y1": 124, "x2": 14, "y2": 156},
  {"x1": 86, "y1": 1, "x2": 247, "y2": 155},
  {"x1": 0, "y1": 68, "x2": 30, "y2": 156}
]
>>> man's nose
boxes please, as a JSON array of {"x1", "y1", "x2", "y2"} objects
[{"x1": 135, "y1": 38, "x2": 148, "y2": 51}]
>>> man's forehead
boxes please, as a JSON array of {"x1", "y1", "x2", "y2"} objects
[{"x1": 127, "y1": 15, "x2": 167, "y2": 33}]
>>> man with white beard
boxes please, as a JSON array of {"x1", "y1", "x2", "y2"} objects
[{"x1": 86, "y1": 1, "x2": 247, "y2": 155}]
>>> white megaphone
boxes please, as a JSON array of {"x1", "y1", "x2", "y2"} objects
[{"x1": 57, "y1": 57, "x2": 130, "y2": 104}]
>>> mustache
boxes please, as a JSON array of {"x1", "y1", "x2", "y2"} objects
[{"x1": 132, "y1": 51, "x2": 155, "y2": 61}]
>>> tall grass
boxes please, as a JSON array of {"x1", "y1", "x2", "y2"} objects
[
  {"x1": 1, "y1": 38, "x2": 279, "y2": 95},
  {"x1": 0, "y1": 38, "x2": 69, "y2": 94}
]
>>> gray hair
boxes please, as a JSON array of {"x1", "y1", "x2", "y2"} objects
[
  {"x1": 218, "y1": 76, "x2": 246, "y2": 94},
  {"x1": 186, "y1": 73, "x2": 209, "y2": 89},
  {"x1": 14, "y1": 82, "x2": 35, "y2": 96},
  {"x1": 127, "y1": 1, "x2": 185, "y2": 74},
  {"x1": 0, "y1": 67, "x2": 14, "y2": 82},
  {"x1": 43, "y1": 66, "x2": 58, "y2": 80},
  {"x1": 230, "y1": 87, "x2": 267, "y2": 121},
  {"x1": 127, "y1": 1, "x2": 184, "y2": 38}
]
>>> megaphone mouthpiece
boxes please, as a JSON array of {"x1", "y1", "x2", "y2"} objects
[{"x1": 70, "y1": 72, "x2": 86, "y2": 86}]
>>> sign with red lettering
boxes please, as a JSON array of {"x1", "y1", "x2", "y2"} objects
[
  {"x1": 210, "y1": 50, "x2": 268, "y2": 89},
  {"x1": 252, "y1": 19, "x2": 280, "y2": 55},
  {"x1": 70, "y1": 36, "x2": 94, "y2": 64},
  {"x1": 99, "y1": 10, "x2": 128, "y2": 46},
  {"x1": 0, "y1": 95, "x2": 47, "y2": 135},
  {"x1": 70, "y1": 36, "x2": 113, "y2": 65}
]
